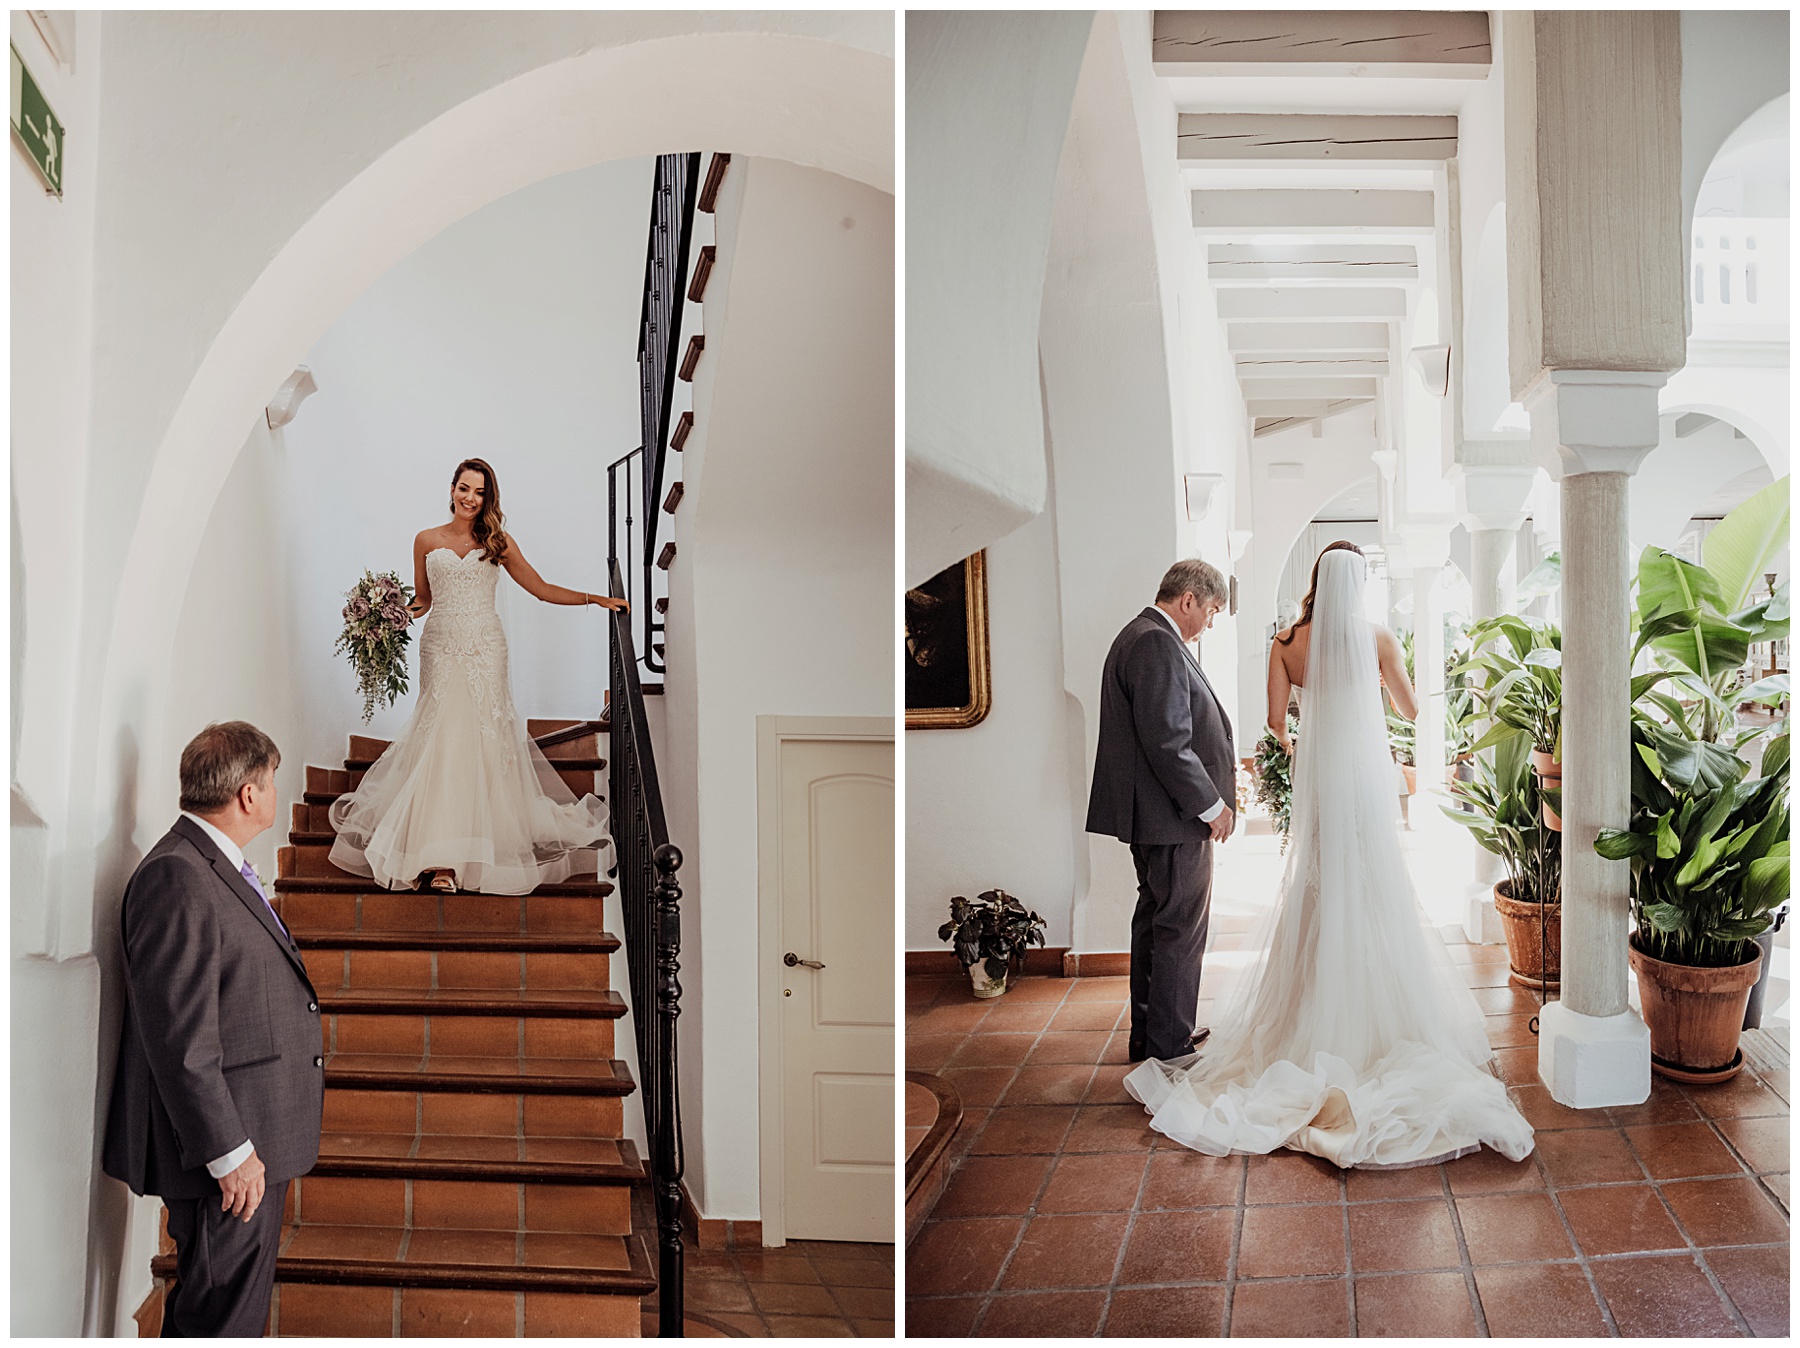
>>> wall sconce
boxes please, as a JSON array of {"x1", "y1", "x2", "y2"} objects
[
  {"x1": 266, "y1": 367, "x2": 319, "y2": 430},
  {"x1": 1183, "y1": 473, "x2": 1224, "y2": 522},
  {"x1": 1228, "y1": 529, "x2": 1253, "y2": 562},
  {"x1": 1409, "y1": 345, "x2": 1450, "y2": 397}
]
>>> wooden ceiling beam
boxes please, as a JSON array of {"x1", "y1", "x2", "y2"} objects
[
  {"x1": 1192, "y1": 189, "x2": 1435, "y2": 233},
  {"x1": 1178, "y1": 114, "x2": 1457, "y2": 163},
  {"x1": 1153, "y1": 11, "x2": 1491, "y2": 79},
  {"x1": 1216, "y1": 287, "x2": 1408, "y2": 321}
]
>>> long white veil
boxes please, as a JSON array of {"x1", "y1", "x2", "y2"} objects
[{"x1": 1125, "y1": 548, "x2": 1532, "y2": 1166}]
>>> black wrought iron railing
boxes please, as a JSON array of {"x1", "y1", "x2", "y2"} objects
[
  {"x1": 616, "y1": 150, "x2": 702, "y2": 677},
  {"x1": 607, "y1": 555, "x2": 686, "y2": 1336}
]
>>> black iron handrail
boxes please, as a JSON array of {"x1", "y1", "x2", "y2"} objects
[
  {"x1": 607, "y1": 554, "x2": 685, "y2": 1336},
  {"x1": 627, "y1": 151, "x2": 703, "y2": 676}
]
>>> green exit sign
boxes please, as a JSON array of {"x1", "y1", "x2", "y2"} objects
[{"x1": 11, "y1": 43, "x2": 64, "y2": 197}]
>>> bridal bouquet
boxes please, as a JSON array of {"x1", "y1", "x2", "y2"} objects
[{"x1": 336, "y1": 570, "x2": 416, "y2": 722}]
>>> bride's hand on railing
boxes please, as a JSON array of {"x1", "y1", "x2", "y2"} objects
[{"x1": 587, "y1": 593, "x2": 630, "y2": 613}]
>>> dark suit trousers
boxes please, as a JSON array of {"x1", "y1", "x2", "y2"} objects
[
  {"x1": 162, "y1": 1179, "x2": 289, "y2": 1337},
  {"x1": 1128, "y1": 840, "x2": 1214, "y2": 1061}
]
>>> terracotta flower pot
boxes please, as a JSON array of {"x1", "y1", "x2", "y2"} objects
[
  {"x1": 1400, "y1": 764, "x2": 1418, "y2": 795},
  {"x1": 1629, "y1": 938, "x2": 1762, "y2": 1081},
  {"x1": 968, "y1": 964, "x2": 1008, "y2": 999},
  {"x1": 1493, "y1": 879, "x2": 1560, "y2": 991},
  {"x1": 1530, "y1": 748, "x2": 1563, "y2": 831}
]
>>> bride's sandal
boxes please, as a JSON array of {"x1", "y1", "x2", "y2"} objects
[{"x1": 428, "y1": 869, "x2": 458, "y2": 894}]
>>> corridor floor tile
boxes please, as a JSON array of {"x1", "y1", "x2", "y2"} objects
[{"x1": 905, "y1": 970, "x2": 1790, "y2": 1337}]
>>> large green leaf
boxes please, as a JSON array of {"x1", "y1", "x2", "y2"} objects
[
  {"x1": 1702, "y1": 475, "x2": 1790, "y2": 612},
  {"x1": 1763, "y1": 732, "x2": 1791, "y2": 778},
  {"x1": 1597, "y1": 826, "x2": 1653, "y2": 860},
  {"x1": 1653, "y1": 612, "x2": 1756, "y2": 684},
  {"x1": 1743, "y1": 852, "x2": 1789, "y2": 919},
  {"x1": 1638, "y1": 546, "x2": 1727, "y2": 622}
]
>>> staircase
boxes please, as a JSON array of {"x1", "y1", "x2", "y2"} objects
[{"x1": 151, "y1": 718, "x2": 658, "y2": 1336}]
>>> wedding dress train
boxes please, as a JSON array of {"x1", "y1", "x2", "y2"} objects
[
  {"x1": 329, "y1": 547, "x2": 614, "y2": 896},
  {"x1": 1124, "y1": 551, "x2": 1534, "y2": 1167}
]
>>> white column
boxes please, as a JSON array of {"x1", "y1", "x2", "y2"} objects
[
  {"x1": 1525, "y1": 371, "x2": 1665, "y2": 1109},
  {"x1": 1402, "y1": 528, "x2": 1452, "y2": 814},
  {"x1": 1452, "y1": 460, "x2": 1536, "y2": 941}
]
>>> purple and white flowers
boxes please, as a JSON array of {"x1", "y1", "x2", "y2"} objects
[{"x1": 336, "y1": 570, "x2": 417, "y2": 722}]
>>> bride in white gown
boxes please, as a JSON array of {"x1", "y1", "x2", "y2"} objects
[
  {"x1": 1124, "y1": 543, "x2": 1534, "y2": 1167},
  {"x1": 330, "y1": 458, "x2": 628, "y2": 896}
]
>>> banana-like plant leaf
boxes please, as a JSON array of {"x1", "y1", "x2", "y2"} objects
[
  {"x1": 1737, "y1": 674, "x2": 1791, "y2": 707},
  {"x1": 1654, "y1": 811, "x2": 1681, "y2": 860},
  {"x1": 1596, "y1": 827, "x2": 1654, "y2": 860},
  {"x1": 1763, "y1": 732, "x2": 1791, "y2": 778},
  {"x1": 1742, "y1": 854, "x2": 1790, "y2": 919},
  {"x1": 1702, "y1": 475, "x2": 1790, "y2": 612},
  {"x1": 1638, "y1": 546, "x2": 1727, "y2": 622},
  {"x1": 1524, "y1": 647, "x2": 1562, "y2": 669},
  {"x1": 1630, "y1": 670, "x2": 1678, "y2": 704}
]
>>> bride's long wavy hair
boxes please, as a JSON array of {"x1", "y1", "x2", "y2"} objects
[
  {"x1": 450, "y1": 458, "x2": 509, "y2": 567},
  {"x1": 1276, "y1": 540, "x2": 1364, "y2": 644}
]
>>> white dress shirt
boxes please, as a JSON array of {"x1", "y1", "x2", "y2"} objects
[
  {"x1": 179, "y1": 811, "x2": 258, "y2": 1180},
  {"x1": 1149, "y1": 605, "x2": 1226, "y2": 824}
]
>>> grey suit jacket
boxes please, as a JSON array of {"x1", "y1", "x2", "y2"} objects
[
  {"x1": 1086, "y1": 607, "x2": 1237, "y2": 845},
  {"x1": 102, "y1": 816, "x2": 324, "y2": 1200}
]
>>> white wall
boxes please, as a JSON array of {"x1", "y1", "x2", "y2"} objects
[
  {"x1": 905, "y1": 509, "x2": 1080, "y2": 949},
  {"x1": 660, "y1": 158, "x2": 893, "y2": 1220},
  {"x1": 279, "y1": 158, "x2": 650, "y2": 769}
]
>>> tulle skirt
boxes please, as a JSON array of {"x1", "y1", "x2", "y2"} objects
[{"x1": 329, "y1": 624, "x2": 613, "y2": 896}]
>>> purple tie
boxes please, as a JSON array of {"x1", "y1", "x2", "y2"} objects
[{"x1": 240, "y1": 860, "x2": 287, "y2": 936}]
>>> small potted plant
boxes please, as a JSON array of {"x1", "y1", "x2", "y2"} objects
[
  {"x1": 1457, "y1": 615, "x2": 1564, "y2": 829},
  {"x1": 939, "y1": 889, "x2": 1046, "y2": 998}
]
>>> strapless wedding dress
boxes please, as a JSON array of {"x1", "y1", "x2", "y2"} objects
[
  {"x1": 1125, "y1": 553, "x2": 1533, "y2": 1168},
  {"x1": 329, "y1": 547, "x2": 613, "y2": 895}
]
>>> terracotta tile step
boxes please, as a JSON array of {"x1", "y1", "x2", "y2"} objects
[
  {"x1": 295, "y1": 929, "x2": 618, "y2": 954},
  {"x1": 274, "y1": 852, "x2": 613, "y2": 898},
  {"x1": 324, "y1": 1086, "x2": 626, "y2": 1141},
  {"x1": 312, "y1": 1131, "x2": 645, "y2": 1185},
  {"x1": 275, "y1": 891, "x2": 610, "y2": 937},
  {"x1": 291, "y1": 1169, "x2": 632, "y2": 1236},
  {"x1": 152, "y1": 1222, "x2": 656, "y2": 1299},
  {"x1": 325, "y1": 1014, "x2": 613, "y2": 1063},
  {"x1": 326, "y1": 1051, "x2": 637, "y2": 1096},
  {"x1": 304, "y1": 762, "x2": 601, "y2": 803},
  {"x1": 316, "y1": 988, "x2": 625, "y2": 1018}
]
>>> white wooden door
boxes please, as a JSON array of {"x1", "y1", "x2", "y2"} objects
[{"x1": 774, "y1": 735, "x2": 894, "y2": 1242}]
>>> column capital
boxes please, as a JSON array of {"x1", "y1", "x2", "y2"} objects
[
  {"x1": 1523, "y1": 370, "x2": 1669, "y2": 480},
  {"x1": 1450, "y1": 456, "x2": 1537, "y2": 534}
]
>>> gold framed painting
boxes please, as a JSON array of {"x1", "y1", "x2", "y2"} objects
[{"x1": 905, "y1": 551, "x2": 991, "y2": 729}]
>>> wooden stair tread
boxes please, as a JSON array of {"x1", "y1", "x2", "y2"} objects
[
  {"x1": 342, "y1": 756, "x2": 606, "y2": 773},
  {"x1": 313, "y1": 1132, "x2": 643, "y2": 1183},
  {"x1": 276, "y1": 874, "x2": 614, "y2": 898},
  {"x1": 154, "y1": 1224, "x2": 656, "y2": 1296},
  {"x1": 318, "y1": 988, "x2": 626, "y2": 1018},
  {"x1": 326, "y1": 1052, "x2": 636, "y2": 1095},
  {"x1": 296, "y1": 932, "x2": 620, "y2": 954}
]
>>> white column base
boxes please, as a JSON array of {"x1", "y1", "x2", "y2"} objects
[
  {"x1": 1464, "y1": 889, "x2": 1504, "y2": 945},
  {"x1": 1537, "y1": 1000, "x2": 1650, "y2": 1109}
]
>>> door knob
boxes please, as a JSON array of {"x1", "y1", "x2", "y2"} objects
[{"x1": 783, "y1": 952, "x2": 825, "y2": 970}]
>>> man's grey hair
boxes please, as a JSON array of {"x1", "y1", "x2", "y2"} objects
[
  {"x1": 1156, "y1": 558, "x2": 1228, "y2": 607},
  {"x1": 179, "y1": 721, "x2": 281, "y2": 814}
]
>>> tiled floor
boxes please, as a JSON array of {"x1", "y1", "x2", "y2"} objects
[
  {"x1": 905, "y1": 959, "x2": 1790, "y2": 1338},
  {"x1": 645, "y1": 1177, "x2": 894, "y2": 1338}
]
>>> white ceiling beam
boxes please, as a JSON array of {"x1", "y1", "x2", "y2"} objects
[
  {"x1": 1242, "y1": 377, "x2": 1379, "y2": 401},
  {"x1": 1209, "y1": 244, "x2": 1418, "y2": 283},
  {"x1": 1227, "y1": 321, "x2": 1391, "y2": 352},
  {"x1": 1217, "y1": 288, "x2": 1408, "y2": 321},
  {"x1": 1178, "y1": 114, "x2": 1458, "y2": 163},
  {"x1": 1192, "y1": 189, "x2": 1435, "y2": 233},
  {"x1": 1153, "y1": 11, "x2": 1491, "y2": 80},
  {"x1": 1246, "y1": 397, "x2": 1376, "y2": 421},
  {"x1": 1236, "y1": 356, "x2": 1390, "y2": 378}
]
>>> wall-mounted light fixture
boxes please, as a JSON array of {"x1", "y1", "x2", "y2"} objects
[
  {"x1": 1183, "y1": 473, "x2": 1224, "y2": 522},
  {"x1": 266, "y1": 367, "x2": 318, "y2": 430}
]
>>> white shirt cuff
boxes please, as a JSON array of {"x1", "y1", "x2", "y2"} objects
[
  {"x1": 206, "y1": 1139, "x2": 254, "y2": 1179},
  {"x1": 1198, "y1": 799, "x2": 1225, "y2": 823}
]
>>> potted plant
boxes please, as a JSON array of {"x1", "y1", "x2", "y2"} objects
[
  {"x1": 939, "y1": 889, "x2": 1046, "y2": 998},
  {"x1": 1457, "y1": 615, "x2": 1565, "y2": 829},
  {"x1": 1252, "y1": 714, "x2": 1298, "y2": 850},
  {"x1": 1444, "y1": 729, "x2": 1562, "y2": 989},
  {"x1": 1388, "y1": 631, "x2": 1418, "y2": 795},
  {"x1": 1597, "y1": 725, "x2": 1789, "y2": 1081}
]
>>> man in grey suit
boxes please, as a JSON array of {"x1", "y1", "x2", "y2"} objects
[
  {"x1": 1087, "y1": 559, "x2": 1236, "y2": 1063},
  {"x1": 103, "y1": 721, "x2": 324, "y2": 1336}
]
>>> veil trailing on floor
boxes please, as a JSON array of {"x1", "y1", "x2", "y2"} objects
[{"x1": 1124, "y1": 549, "x2": 1534, "y2": 1167}]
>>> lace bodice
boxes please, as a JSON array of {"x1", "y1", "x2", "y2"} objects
[{"x1": 424, "y1": 547, "x2": 500, "y2": 627}]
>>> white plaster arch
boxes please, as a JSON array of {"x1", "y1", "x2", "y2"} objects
[{"x1": 95, "y1": 32, "x2": 892, "y2": 847}]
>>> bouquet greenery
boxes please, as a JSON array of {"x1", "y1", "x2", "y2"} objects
[
  {"x1": 337, "y1": 570, "x2": 417, "y2": 722},
  {"x1": 1252, "y1": 713, "x2": 1299, "y2": 850}
]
